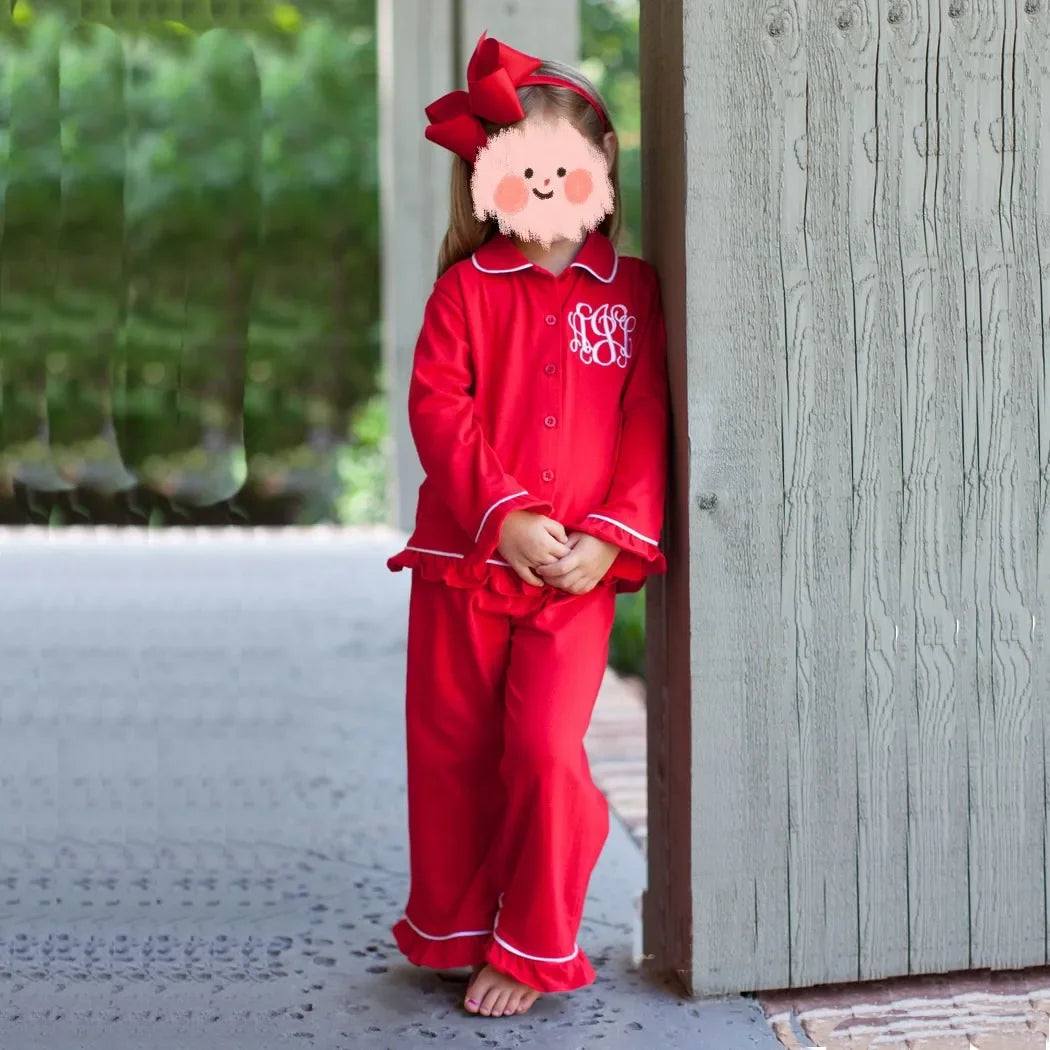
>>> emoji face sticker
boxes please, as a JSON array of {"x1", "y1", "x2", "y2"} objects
[{"x1": 471, "y1": 115, "x2": 614, "y2": 247}]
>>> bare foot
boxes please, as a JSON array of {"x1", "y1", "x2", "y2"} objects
[{"x1": 464, "y1": 964, "x2": 540, "y2": 1017}]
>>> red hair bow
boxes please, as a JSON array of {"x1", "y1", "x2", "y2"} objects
[{"x1": 425, "y1": 32, "x2": 542, "y2": 162}]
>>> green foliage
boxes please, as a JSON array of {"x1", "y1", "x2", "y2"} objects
[
  {"x1": 336, "y1": 393, "x2": 386, "y2": 525},
  {"x1": 0, "y1": 0, "x2": 380, "y2": 519},
  {"x1": 0, "y1": 0, "x2": 640, "y2": 530},
  {"x1": 609, "y1": 589, "x2": 647, "y2": 680},
  {"x1": 581, "y1": 0, "x2": 640, "y2": 253}
]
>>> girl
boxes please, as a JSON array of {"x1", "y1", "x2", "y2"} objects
[{"x1": 386, "y1": 32, "x2": 669, "y2": 1020}]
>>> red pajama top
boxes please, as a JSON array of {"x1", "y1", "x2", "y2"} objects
[{"x1": 387, "y1": 228, "x2": 669, "y2": 595}]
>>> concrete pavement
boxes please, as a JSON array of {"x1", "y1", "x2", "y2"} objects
[{"x1": 0, "y1": 527, "x2": 779, "y2": 1050}]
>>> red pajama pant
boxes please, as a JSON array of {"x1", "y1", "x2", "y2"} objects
[{"x1": 392, "y1": 573, "x2": 617, "y2": 993}]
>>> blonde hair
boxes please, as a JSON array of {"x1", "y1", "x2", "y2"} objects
[{"x1": 436, "y1": 60, "x2": 621, "y2": 278}]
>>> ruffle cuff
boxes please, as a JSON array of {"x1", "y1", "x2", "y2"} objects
[
  {"x1": 467, "y1": 492, "x2": 553, "y2": 569},
  {"x1": 569, "y1": 514, "x2": 667, "y2": 582},
  {"x1": 392, "y1": 918, "x2": 489, "y2": 970},
  {"x1": 483, "y1": 936, "x2": 596, "y2": 993},
  {"x1": 386, "y1": 548, "x2": 544, "y2": 595}
]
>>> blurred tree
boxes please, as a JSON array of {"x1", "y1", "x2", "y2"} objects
[
  {"x1": 0, "y1": 0, "x2": 636, "y2": 533},
  {"x1": 0, "y1": 0, "x2": 380, "y2": 524},
  {"x1": 581, "y1": 0, "x2": 640, "y2": 253}
]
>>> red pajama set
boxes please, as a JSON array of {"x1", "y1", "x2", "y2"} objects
[{"x1": 387, "y1": 228, "x2": 669, "y2": 992}]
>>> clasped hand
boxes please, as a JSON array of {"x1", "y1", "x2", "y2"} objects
[{"x1": 496, "y1": 510, "x2": 619, "y2": 594}]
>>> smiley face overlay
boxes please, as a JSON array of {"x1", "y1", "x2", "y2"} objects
[{"x1": 471, "y1": 115, "x2": 614, "y2": 247}]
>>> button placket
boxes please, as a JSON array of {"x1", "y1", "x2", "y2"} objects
[{"x1": 541, "y1": 304, "x2": 562, "y2": 491}]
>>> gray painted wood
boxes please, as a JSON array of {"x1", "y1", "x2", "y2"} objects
[
  {"x1": 1030, "y1": 0, "x2": 1050, "y2": 966},
  {"x1": 952, "y1": 0, "x2": 1045, "y2": 968},
  {"x1": 459, "y1": 0, "x2": 580, "y2": 67},
  {"x1": 1012, "y1": 0, "x2": 1050, "y2": 967},
  {"x1": 683, "y1": 0, "x2": 798, "y2": 993},
  {"x1": 835, "y1": 0, "x2": 913, "y2": 981},
  {"x1": 889, "y1": 0, "x2": 971, "y2": 975},
  {"x1": 377, "y1": 0, "x2": 454, "y2": 532},
  {"x1": 642, "y1": 0, "x2": 1050, "y2": 993},
  {"x1": 757, "y1": 2, "x2": 816, "y2": 991}
]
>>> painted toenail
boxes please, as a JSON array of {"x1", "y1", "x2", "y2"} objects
[{"x1": 467, "y1": 998, "x2": 478, "y2": 1006}]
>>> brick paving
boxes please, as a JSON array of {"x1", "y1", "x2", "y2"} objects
[
  {"x1": 759, "y1": 970, "x2": 1050, "y2": 1049},
  {"x1": 586, "y1": 669, "x2": 649, "y2": 853}
]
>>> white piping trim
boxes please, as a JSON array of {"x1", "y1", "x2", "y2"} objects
[
  {"x1": 471, "y1": 254, "x2": 533, "y2": 275},
  {"x1": 492, "y1": 931, "x2": 580, "y2": 964},
  {"x1": 402, "y1": 914, "x2": 491, "y2": 941},
  {"x1": 404, "y1": 545, "x2": 511, "y2": 568},
  {"x1": 475, "y1": 491, "x2": 528, "y2": 542},
  {"x1": 585, "y1": 514, "x2": 658, "y2": 546},
  {"x1": 471, "y1": 248, "x2": 618, "y2": 283},
  {"x1": 491, "y1": 892, "x2": 580, "y2": 963},
  {"x1": 571, "y1": 250, "x2": 619, "y2": 284},
  {"x1": 405, "y1": 910, "x2": 581, "y2": 964}
]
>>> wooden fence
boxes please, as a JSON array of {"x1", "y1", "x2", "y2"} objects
[{"x1": 643, "y1": 0, "x2": 1050, "y2": 995}]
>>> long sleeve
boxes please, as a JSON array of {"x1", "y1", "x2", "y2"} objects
[
  {"x1": 569, "y1": 275, "x2": 669, "y2": 579},
  {"x1": 408, "y1": 279, "x2": 552, "y2": 565}
]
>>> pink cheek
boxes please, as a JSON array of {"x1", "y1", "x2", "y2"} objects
[
  {"x1": 493, "y1": 175, "x2": 530, "y2": 213},
  {"x1": 564, "y1": 168, "x2": 593, "y2": 205}
]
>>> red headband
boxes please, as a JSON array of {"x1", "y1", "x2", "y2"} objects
[{"x1": 424, "y1": 31, "x2": 609, "y2": 163}]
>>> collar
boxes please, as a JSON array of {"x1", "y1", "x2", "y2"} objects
[{"x1": 471, "y1": 229, "x2": 618, "y2": 284}]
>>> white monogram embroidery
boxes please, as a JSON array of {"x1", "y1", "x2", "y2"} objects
[{"x1": 567, "y1": 302, "x2": 636, "y2": 368}]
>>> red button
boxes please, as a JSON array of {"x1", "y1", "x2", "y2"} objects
[
  {"x1": 544, "y1": 314, "x2": 557, "y2": 326},
  {"x1": 542, "y1": 470, "x2": 555, "y2": 483},
  {"x1": 544, "y1": 415, "x2": 557, "y2": 428},
  {"x1": 544, "y1": 364, "x2": 557, "y2": 376}
]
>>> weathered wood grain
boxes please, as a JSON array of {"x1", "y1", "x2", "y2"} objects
[
  {"x1": 1028, "y1": 0, "x2": 1050, "y2": 970},
  {"x1": 755, "y1": 0, "x2": 814, "y2": 994},
  {"x1": 647, "y1": 0, "x2": 1049, "y2": 993},
  {"x1": 655, "y1": 0, "x2": 796, "y2": 992},
  {"x1": 1011, "y1": 0, "x2": 1050, "y2": 966},
  {"x1": 829, "y1": 0, "x2": 913, "y2": 981},
  {"x1": 776, "y1": 0, "x2": 864, "y2": 986},
  {"x1": 947, "y1": 0, "x2": 1044, "y2": 968},
  {"x1": 879, "y1": 0, "x2": 973, "y2": 975}
]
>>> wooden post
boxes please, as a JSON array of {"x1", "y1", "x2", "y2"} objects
[
  {"x1": 377, "y1": 0, "x2": 579, "y2": 532},
  {"x1": 638, "y1": 0, "x2": 693, "y2": 997},
  {"x1": 377, "y1": 0, "x2": 455, "y2": 531},
  {"x1": 642, "y1": 0, "x2": 1050, "y2": 995}
]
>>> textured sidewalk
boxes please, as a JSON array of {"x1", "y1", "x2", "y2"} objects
[{"x1": 0, "y1": 526, "x2": 776, "y2": 1050}]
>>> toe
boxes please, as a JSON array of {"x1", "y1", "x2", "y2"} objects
[
  {"x1": 464, "y1": 965, "x2": 487, "y2": 1007},
  {"x1": 503, "y1": 987, "x2": 523, "y2": 1015},
  {"x1": 479, "y1": 985, "x2": 502, "y2": 1016},
  {"x1": 491, "y1": 988, "x2": 512, "y2": 1017},
  {"x1": 518, "y1": 990, "x2": 540, "y2": 1013}
]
